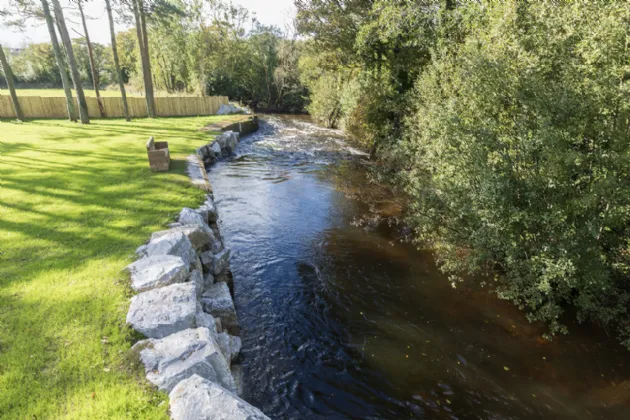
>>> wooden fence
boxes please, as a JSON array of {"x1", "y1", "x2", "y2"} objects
[{"x1": 0, "y1": 95, "x2": 229, "y2": 119}]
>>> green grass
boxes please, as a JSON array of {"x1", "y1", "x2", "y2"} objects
[{"x1": 0, "y1": 116, "x2": 238, "y2": 419}]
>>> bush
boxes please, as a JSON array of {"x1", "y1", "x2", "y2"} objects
[{"x1": 402, "y1": 3, "x2": 630, "y2": 346}]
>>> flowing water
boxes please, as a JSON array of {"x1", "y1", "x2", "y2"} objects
[{"x1": 207, "y1": 115, "x2": 630, "y2": 419}]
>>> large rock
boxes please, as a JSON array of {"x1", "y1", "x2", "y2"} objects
[
  {"x1": 146, "y1": 231, "x2": 198, "y2": 272},
  {"x1": 212, "y1": 248, "x2": 231, "y2": 276},
  {"x1": 200, "y1": 196, "x2": 218, "y2": 223},
  {"x1": 216, "y1": 332, "x2": 242, "y2": 364},
  {"x1": 200, "y1": 250, "x2": 214, "y2": 270},
  {"x1": 169, "y1": 375, "x2": 269, "y2": 420},
  {"x1": 216, "y1": 103, "x2": 248, "y2": 115},
  {"x1": 151, "y1": 224, "x2": 218, "y2": 251},
  {"x1": 201, "y1": 282, "x2": 239, "y2": 335},
  {"x1": 216, "y1": 131, "x2": 239, "y2": 155},
  {"x1": 127, "y1": 282, "x2": 200, "y2": 339},
  {"x1": 224, "y1": 131, "x2": 239, "y2": 154},
  {"x1": 125, "y1": 255, "x2": 189, "y2": 293},
  {"x1": 195, "y1": 308, "x2": 218, "y2": 336},
  {"x1": 210, "y1": 141, "x2": 221, "y2": 156},
  {"x1": 189, "y1": 269, "x2": 204, "y2": 296},
  {"x1": 179, "y1": 207, "x2": 206, "y2": 226},
  {"x1": 134, "y1": 328, "x2": 234, "y2": 394}
]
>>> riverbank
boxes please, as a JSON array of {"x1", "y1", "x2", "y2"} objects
[
  {"x1": 124, "y1": 117, "x2": 268, "y2": 418},
  {"x1": 0, "y1": 116, "x2": 242, "y2": 418}
]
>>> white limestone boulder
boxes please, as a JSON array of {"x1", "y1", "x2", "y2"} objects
[
  {"x1": 134, "y1": 328, "x2": 234, "y2": 394},
  {"x1": 210, "y1": 141, "x2": 222, "y2": 156},
  {"x1": 200, "y1": 250, "x2": 214, "y2": 270},
  {"x1": 200, "y1": 196, "x2": 218, "y2": 223},
  {"x1": 151, "y1": 224, "x2": 218, "y2": 251},
  {"x1": 211, "y1": 248, "x2": 231, "y2": 276},
  {"x1": 189, "y1": 269, "x2": 204, "y2": 296},
  {"x1": 216, "y1": 131, "x2": 239, "y2": 155},
  {"x1": 216, "y1": 332, "x2": 242, "y2": 364},
  {"x1": 201, "y1": 282, "x2": 239, "y2": 335},
  {"x1": 178, "y1": 207, "x2": 206, "y2": 226},
  {"x1": 169, "y1": 375, "x2": 269, "y2": 420},
  {"x1": 216, "y1": 103, "x2": 247, "y2": 115},
  {"x1": 146, "y1": 231, "x2": 198, "y2": 272},
  {"x1": 195, "y1": 308, "x2": 218, "y2": 336},
  {"x1": 127, "y1": 282, "x2": 201, "y2": 339},
  {"x1": 125, "y1": 255, "x2": 189, "y2": 293}
]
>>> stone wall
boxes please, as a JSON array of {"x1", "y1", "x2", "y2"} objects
[{"x1": 126, "y1": 125, "x2": 268, "y2": 419}]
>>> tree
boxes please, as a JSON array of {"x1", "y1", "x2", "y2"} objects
[
  {"x1": 76, "y1": 0, "x2": 105, "y2": 116},
  {"x1": 105, "y1": 0, "x2": 130, "y2": 120},
  {"x1": 402, "y1": 2, "x2": 630, "y2": 347},
  {"x1": 40, "y1": 0, "x2": 77, "y2": 121},
  {"x1": 131, "y1": 0, "x2": 155, "y2": 117},
  {"x1": 50, "y1": 0, "x2": 90, "y2": 123},
  {"x1": 0, "y1": 44, "x2": 24, "y2": 121}
]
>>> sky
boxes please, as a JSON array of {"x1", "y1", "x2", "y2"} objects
[{"x1": 0, "y1": 0, "x2": 296, "y2": 48}]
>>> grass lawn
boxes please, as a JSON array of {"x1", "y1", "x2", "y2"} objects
[{"x1": 0, "y1": 116, "x2": 238, "y2": 419}]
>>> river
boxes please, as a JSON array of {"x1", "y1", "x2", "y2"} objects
[{"x1": 206, "y1": 115, "x2": 630, "y2": 419}]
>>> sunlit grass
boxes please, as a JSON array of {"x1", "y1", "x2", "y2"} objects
[{"x1": 0, "y1": 116, "x2": 236, "y2": 419}]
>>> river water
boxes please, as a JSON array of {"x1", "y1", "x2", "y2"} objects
[{"x1": 207, "y1": 115, "x2": 630, "y2": 419}]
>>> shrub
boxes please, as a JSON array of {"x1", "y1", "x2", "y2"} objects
[{"x1": 402, "y1": 2, "x2": 630, "y2": 345}]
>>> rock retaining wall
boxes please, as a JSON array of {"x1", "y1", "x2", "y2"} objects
[{"x1": 126, "y1": 125, "x2": 268, "y2": 419}]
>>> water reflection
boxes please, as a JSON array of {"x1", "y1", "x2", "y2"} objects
[{"x1": 207, "y1": 115, "x2": 630, "y2": 419}]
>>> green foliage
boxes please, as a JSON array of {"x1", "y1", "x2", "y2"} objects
[
  {"x1": 295, "y1": 0, "x2": 438, "y2": 148},
  {"x1": 9, "y1": 43, "x2": 60, "y2": 85},
  {"x1": 297, "y1": 0, "x2": 630, "y2": 348},
  {"x1": 401, "y1": 2, "x2": 630, "y2": 345},
  {"x1": 5, "y1": 0, "x2": 307, "y2": 112},
  {"x1": 114, "y1": 29, "x2": 139, "y2": 84},
  {"x1": 72, "y1": 38, "x2": 113, "y2": 86}
]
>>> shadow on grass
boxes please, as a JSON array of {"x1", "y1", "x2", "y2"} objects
[{"x1": 0, "y1": 116, "x2": 220, "y2": 417}]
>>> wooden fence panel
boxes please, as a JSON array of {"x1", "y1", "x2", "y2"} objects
[
  {"x1": 0, "y1": 96, "x2": 14, "y2": 118},
  {"x1": 0, "y1": 95, "x2": 228, "y2": 119}
]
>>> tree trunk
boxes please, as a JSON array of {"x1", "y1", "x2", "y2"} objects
[
  {"x1": 51, "y1": 0, "x2": 90, "y2": 123},
  {"x1": 40, "y1": 0, "x2": 76, "y2": 121},
  {"x1": 0, "y1": 44, "x2": 24, "y2": 121},
  {"x1": 132, "y1": 0, "x2": 156, "y2": 117},
  {"x1": 77, "y1": 0, "x2": 105, "y2": 117},
  {"x1": 105, "y1": 0, "x2": 130, "y2": 121}
]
